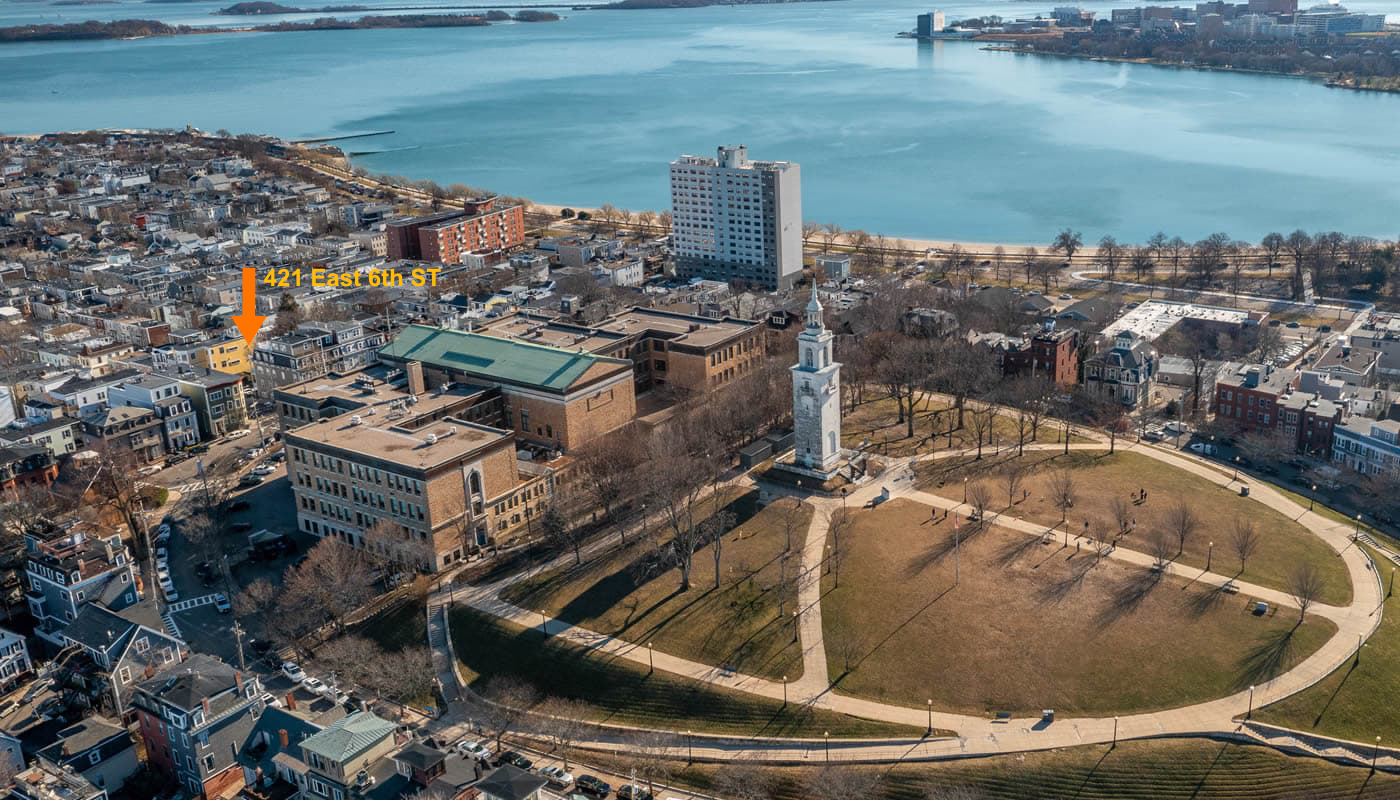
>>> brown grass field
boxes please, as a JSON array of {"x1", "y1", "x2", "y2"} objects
[
  {"x1": 914, "y1": 449, "x2": 1351, "y2": 606},
  {"x1": 820, "y1": 499, "x2": 1335, "y2": 715},
  {"x1": 501, "y1": 489, "x2": 809, "y2": 682}
]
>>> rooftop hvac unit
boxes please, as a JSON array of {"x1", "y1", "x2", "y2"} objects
[
  {"x1": 426, "y1": 433, "x2": 437, "y2": 445},
  {"x1": 350, "y1": 415, "x2": 361, "y2": 425}
]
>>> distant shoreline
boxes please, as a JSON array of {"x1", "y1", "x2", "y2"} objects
[
  {"x1": 0, "y1": 12, "x2": 563, "y2": 44},
  {"x1": 979, "y1": 44, "x2": 1400, "y2": 96}
]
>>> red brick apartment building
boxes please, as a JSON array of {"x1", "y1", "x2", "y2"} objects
[
  {"x1": 1001, "y1": 326, "x2": 1080, "y2": 386},
  {"x1": 386, "y1": 197, "x2": 525, "y2": 263}
]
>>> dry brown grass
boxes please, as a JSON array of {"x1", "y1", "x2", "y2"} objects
[
  {"x1": 820, "y1": 498, "x2": 1334, "y2": 715},
  {"x1": 915, "y1": 450, "x2": 1351, "y2": 605},
  {"x1": 501, "y1": 489, "x2": 808, "y2": 681}
]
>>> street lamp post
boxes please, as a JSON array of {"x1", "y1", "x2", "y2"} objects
[
  {"x1": 1233, "y1": 455, "x2": 1240, "y2": 482},
  {"x1": 1310, "y1": 484, "x2": 1317, "y2": 511},
  {"x1": 539, "y1": 610, "x2": 547, "y2": 634},
  {"x1": 963, "y1": 477, "x2": 968, "y2": 504},
  {"x1": 824, "y1": 545, "x2": 831, "y2": 576},
  {"x1": 687, "y1": 729, "x2": 693, "y2": 763},
  {"x1": 927, "y1": 699, "x2": 933, "y2": 734},
  {"x1": 1112, "y1": 716, "x2": 1119, "y2": 748},
  {"x1": 841, "y1": 487, "x2": 848, "y2": 511},
  {"x1": 1374, "y1": 736, "x2": 1382, "y2": 771},
  {"x1": 1247, "y1": 685, "x2": 1256, "y2": 719},
  {"x1": 1207, "y1": 541, "x2": 1214, "y2": 572},
  {"x1": 647, "y1": 642, "x2": 653, "y2": 674},
  {"x1": 783, "y1": 676, "x2": 788, "y2": 707},
  {"x1": 792, "y1": 610, "x2": 799, "y2": 643},
  {"x1": 824, "y1": 731, "x2": 830, "y2": 763},
  {"x1": 1390, "y1": 567, "x2": 1395, "y2": 598},
  {"x1": 1355, "y1": 513, "x2": 1363, "y2": 542}
]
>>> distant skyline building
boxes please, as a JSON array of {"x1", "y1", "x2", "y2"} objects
[
  {"x1": 917, "y1": 10, "x2": 946, "y2": 35},
  {"x1": 669, "y1": 145, "x2": 803, "y2": 290}
]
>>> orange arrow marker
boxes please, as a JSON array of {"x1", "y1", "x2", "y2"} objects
[{"x1": 231, "y1": 266, "x2": 267, "y2": 347}]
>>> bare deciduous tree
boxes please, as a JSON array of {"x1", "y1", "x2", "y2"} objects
[
  {"x1": 804, "y1": 765, "x2": 883, "y2": 800},
  {"x1": 1149, "y1": 529, "x2": 1175, "y2": 570},
  {"x1": 1002, "y1": 463, "x2": 1025, "y2": 508},
  {"x1": 1288, "y1": 563, "x2": 1325, "y2": 623},
  {"x1": 713, "y1": 758, "x2": 779, "y2": 800},
  {"x1": 1046, "y1": 470, "x2": 1075, "y2": 526},
  {"x1": 1230, "y1": 518, "x2": 1260, "y2": 575},
  {"x1": 967, "y1": 482, "x2": 991, "y2": 527},
  {"x1": 1109, "y1": 496, "x2": 1133, "y2": 534},
  {"x1": 1164, "y1": 503, "x2": 1198, "y2": 556},
  {"x1": 537, "y1": 696, "x2": 589, "y2": 769},
  {"x1": 478, "y1": 675, "x2": 541, "y2": 750}
]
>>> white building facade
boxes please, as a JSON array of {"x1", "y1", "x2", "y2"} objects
[
  {"x1": 670, "y1": 145, "x2": 803, "y2": 290},
  {"x1": 790, "y1": 295, "x2": 841, "y2": 474}
]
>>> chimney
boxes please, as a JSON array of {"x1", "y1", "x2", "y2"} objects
[
  {"x1": 234, "y1": 671, "x2": 244, "y2": 693},
  {"x1": 201, "y1": 697, "x2": 210, "y2": 716},
  {"x1": 285, "y1": 693, "x2": 296, "y2": 710},
  {"x1": 278, "y1": 729, "x2": 289, "y2": 749},
  {"x1": 406, "y1": 360, "x2": 425, "y2": 397}
]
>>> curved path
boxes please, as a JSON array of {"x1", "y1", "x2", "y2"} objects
[{"x1": 430, "y1": 437, "x2": 1391, "y2": 766}]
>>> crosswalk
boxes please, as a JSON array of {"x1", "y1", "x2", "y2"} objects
[
  {"x1": 161, "y1": 611, "x2": 182, "y2": 640},
  {"x1": 168, "y1": 593, "x2": 220, "y2": 613}
]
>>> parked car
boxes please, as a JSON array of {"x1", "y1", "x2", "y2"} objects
[
  {"x1": 455, "y1": 740, "x2": 491, "y2": 760},
  {"x1": 214, "y1": 594, "x2": 231, "y2": 614},
  {"x1": 260, "y1": 692, "x2": 283, "y2": 708},
  {"x1": 154, "y1": 523, "x2": 172, "y2": 538},
  {"x1": 539, "y1": 766, "x2": 574, "y2": 789},
  {"x1": 575, "y1": 775, "x2": 611, "y2": 798},
  {"x1": 1188, "y1": 442, "x2": 1217, "y2": 455},
  {"x1": 190, "y1": 443, "x2": 210, "y2": 454},
  {"x1": 323, "y1": 686, "x2": 349, "y2": 705},
  {"x1": 249, "y1": 639, "x2": 274, "y2": 656},
  {"x1": 228, "y1": 500, "x2": 251, "y2": 512},
  {"x1": 252, "y1": 464, "x2": 277, "y2": 476},
  {"x1": 617, "y1": 786, "x2": 653, "y2": 800},
  {"x1": 282, "y1": 662, "x2": 306, "y2": 682},
  {"x1": 239, "y1": 474, "x2": 265, "y2": 487},
  {"x1": 228, "y1": 429, "x2": 250, "y2": 439},
  {"x1": 161, "y1": 585, "x2": 179, "y2": 602},
  {"x1": 155, "y1": 546, "x2": 168, "y2": 561},
  {"x1": 301, "y1": 677, "x2": 326, "y2": 694},
  {"x1": 496, "y1": 751, "x2": 532, "y2": 771}
]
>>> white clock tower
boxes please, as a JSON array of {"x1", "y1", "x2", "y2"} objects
[{"x1": 791, "y1": 293, "x2": 842, "y2": 474}]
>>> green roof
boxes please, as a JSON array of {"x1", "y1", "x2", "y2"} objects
[
  {"x1": 380, "y1": 324, "x2": 624, "y2": 393},
  {"x1": 298, "y1": 711, "x2": 394, "y2": 764}
]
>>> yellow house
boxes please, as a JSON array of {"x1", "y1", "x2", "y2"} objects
[
  {"x1": 151, "y1": 337, "x2": 251, "y2": 375},
  {"x1": 196, "y1": 338, "x2": 250, "y2": 374}
]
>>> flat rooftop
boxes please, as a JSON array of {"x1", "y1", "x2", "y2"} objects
[
  {"x1": 476, "y1": 307, "x2": 756, "y2": 353},
  {"x1": 288, "y1": 414, "x2": 509, "y2": 470},
  {"x1": 278, "y1": 365, "x2": 490, "y2": 419},
  {"x1": 1101, "y1": 299, "x2": 1258, "y2": 342}
]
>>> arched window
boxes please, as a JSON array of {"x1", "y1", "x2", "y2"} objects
[
  {"x1": 469, "y1": 471, "x2": 482, "y2": 496},
  {"x1": 804, "y1": 350, "x2": 813, "y2": 368}
]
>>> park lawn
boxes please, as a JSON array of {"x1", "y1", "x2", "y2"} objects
[
  {"x1": 500, "y1": 489, "x2": 806, "y2": 682},
  {"x1": 821, "y1": 499, "x2": 1335, "y2": 716},
  {"x1": 916, "y1": 449, "x2": 1352, "y2": 606},
  {"x1": 448, "y1": 608, "x2": 924, "y2": 739},
  {"x1": 352, "y1": 595, "x2": 427, "y2": 652},
  {"x1": 1255, "y1": 543, "x2": 1400, "y2": 743},
  {"x1": 631, "y1": 739, "x2": 1400, "y2": 800},
  {"x1": 841, "y1": 395, "x2": 1086, "y2": 459}
]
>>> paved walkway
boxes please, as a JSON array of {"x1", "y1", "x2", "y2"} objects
[{"x1": 427, "y1": 435, "x2": 1393, "y2": 767}]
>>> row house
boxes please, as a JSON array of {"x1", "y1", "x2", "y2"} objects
[
  {"x1": 0, "y1": 445, "x2": 58, "y2": 495},
  {"x1": 80, "y1": 406, "x2": 166, "y2": 463},
  {"x1": 1332, "y1": 417, "x2": 1400, "y2": 476},
  {"x1": 23, "y1": 519, "x2": 137, "y2": 648},
  {"x1": 108, "y1": 373, "x2": 200, "y2": 452},
  {"x1": 132, "y1": 654, "x2": 263, "y2": 800}
]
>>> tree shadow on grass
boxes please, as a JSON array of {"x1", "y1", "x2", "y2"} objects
[
  {"x1": 993, "y1": 530, "x2": 1047, "y2": 568},
  {"x1": 829, "y1": 585, "x2": 954, "y2": 688},
  {"x1": 1093, "y1": 567, "x2": 1164, "y2": 627},
  {"x1": 1234, "y1": 624, "x2": 1303, "y2": 689},
  {"x1": 903, "y1": 523, "x2": 990, "y2": 578},
  {"x1": 1035, "y1": 558, "x2": 1096, "y2": 606},
  {"x1": 1186, "y1": 741, "x2": 1233, "y2": 800},
  {"x1": 1183, "y1": 584, "x2": 1229, "y2": 617}
]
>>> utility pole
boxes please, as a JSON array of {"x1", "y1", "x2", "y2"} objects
[{"x1": 231, "y1": 620, "x2": 247, "y2": 673}]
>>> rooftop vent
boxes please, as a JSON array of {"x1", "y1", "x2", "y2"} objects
[
  {"x1": 425, "y1": 433, "x2": 437, "y2": 445},
  {"x1": 350, "y1": 415, "x2": 361, "y2": 426}
]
